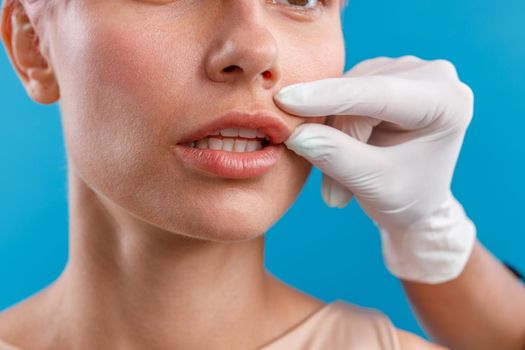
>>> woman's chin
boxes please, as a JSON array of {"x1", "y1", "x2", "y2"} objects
[
  {"x1": 142, "y1": 198, "x2": 280, "y2": 242},
  {"x1": 182, "y1": 227, "x2": 267, "y2": 243},
  {"x1": 120, "y1": 157, "x2": 311, "y2": 243},
  {"x1": 174, "y1": 204, "x2": 279, "y2": 242}
]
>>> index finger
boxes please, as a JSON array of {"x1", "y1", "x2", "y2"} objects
[{"x1": 274, "y1": 76, "x2": 444, "y2": 130}]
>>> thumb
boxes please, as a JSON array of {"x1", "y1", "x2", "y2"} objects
[{"x1": 285, "y1": 123, "x2": 382, "y2": 192}]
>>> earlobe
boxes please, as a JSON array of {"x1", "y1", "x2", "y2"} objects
[{"x1": 1, "y1": 0, "x2": 59, "y2": 104}]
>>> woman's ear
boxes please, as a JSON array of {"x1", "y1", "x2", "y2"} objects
[{"x1": 1, "y1": 0, "x2": 59, "y2": 104}]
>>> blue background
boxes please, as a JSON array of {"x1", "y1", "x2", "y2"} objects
[{"x1": 1, "y1": 0, "x2": 524, "y2": 340}]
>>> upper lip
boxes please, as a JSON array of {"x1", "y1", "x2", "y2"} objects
[{"x1": 177, "y1": 110, "x2": 292, "y2": 145}]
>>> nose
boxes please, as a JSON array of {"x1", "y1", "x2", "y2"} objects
[{"x1": 203, "y1": 2, "x2": 280, "y2": 90}]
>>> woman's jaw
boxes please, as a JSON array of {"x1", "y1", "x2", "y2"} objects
[
  {"x1": 29, "y1": 0, "x2": 346, "y2": 241},
  {"x1": 0, "y1": 1, "x2": 347, "y2": 348}
]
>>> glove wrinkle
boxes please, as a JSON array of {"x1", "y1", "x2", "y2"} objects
[{"x1": 277, "y1": 56, "x2": 476, "y2": 284}]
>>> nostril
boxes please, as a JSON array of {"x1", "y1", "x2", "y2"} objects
[
  {"x1": 222, "y1": 65, "x2": 241, "y2": 73},
  {"x1": 262, "y1": 70, "x2": 273, "y2": 80}
]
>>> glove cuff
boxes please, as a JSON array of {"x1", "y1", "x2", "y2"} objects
[{"x1": 378, "y1": 192, "x2": 477, "y2": 284}]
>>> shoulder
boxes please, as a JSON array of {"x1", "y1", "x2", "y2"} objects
[
  {"x1": 329, "y1": 301, "x2": 448, "y2": 350},
  {"x1": 0, "y1": 298, "x2": 35, "y2": 346},
  {"x1": 0, "y1": 299, "x2": 26, "y2": 336},
  {"x1": 0, "y1": 305, "x2": 24, "y2": 349},
  {"x1": 0, "y1": 284, "x2": 60, "y2": 349},
  {"x1": 396, "y1": 329, "x2": 449, "y2": 350}
]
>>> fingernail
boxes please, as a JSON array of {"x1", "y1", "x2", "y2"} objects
[
  {"x1": 283, "y1": 128, "x2": 303, "y2": 151},
  {"x1": 336, "y1": 198, "x2": 351, "y2": 208},
  {"x1": 324, "y1": 182, "x2": 348, "y2": 208},
  {"x1": 284, "y1": 127, "x2": 327, "y2": 161},
  {"x1": 275, "y1": 84, "x2": 302, "y2": 104},
  {"x1": 284, "y1": 128, "x2": 312, "y2": 157}
]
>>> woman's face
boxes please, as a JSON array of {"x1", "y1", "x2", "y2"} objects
[{"x1": 48, "y1": 0, "x2": 345, "y2": 240}]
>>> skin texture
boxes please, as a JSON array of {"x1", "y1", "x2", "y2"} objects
[
  {"x1": 1, "y1": 0, "x2": 341, "y2": 349},
  {"x1": 403, "y1": 241, "x2": 525, "y2": 350},
  {"x1": 1, "y1": 0, "x2": 441, "y2": 349},
  {"x1": 29, "y1": 0, "x2": 341, "y2": 243}
]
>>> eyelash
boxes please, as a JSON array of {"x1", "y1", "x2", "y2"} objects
[{"x1": 267, "y1": 0, "x2": 328, "y2": 13}]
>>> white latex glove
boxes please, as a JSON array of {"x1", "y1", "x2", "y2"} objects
[{"x1": 274, "y1": 56, "x2": 477, "y2": 284}]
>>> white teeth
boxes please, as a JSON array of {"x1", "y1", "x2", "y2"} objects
[
  {"x1": 219, "y1": 128, "x2": 238, "y2": 137},
  {"x1": 216, "y1": 128, "x2": 266, "y2": 139},
  {"x1": 222, "y1": 138, "x2": 234, "y2": 151},
  {"x1": 208, "y1": 138, "x2": 223, "y2": 150},
  {"x1": 238, "y1": 128, "x2": 257, "y2": 138},
  {"x1": 187, "y1": 127, "x2": 270, "y2": 152},
  {"x1": 234, "y1": 139, "x2": 247, "y2": 152},
  {"x1": 246, "y1": 140, "x2": 258, "y2": 151},
  {"x1": 196, "y1": 138, "x2": 208, "y2": 149},
  {"x1": 187, "y1": 136, "x2": 263, "y2": 152}
]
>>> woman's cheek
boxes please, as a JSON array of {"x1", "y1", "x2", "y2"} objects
[
  {"x1": 281, "y1": 25, "x2": 345, "y2": 124},
  {"x1": 84, "y1": 28, "x2": 175, "y2": 111}
]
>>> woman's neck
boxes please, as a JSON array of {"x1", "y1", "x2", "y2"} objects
[{"x1": 57, "y1": 169, "x2": 282, "y2": 349}]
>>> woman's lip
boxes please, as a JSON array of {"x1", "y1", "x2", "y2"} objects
[
  {"x1": 177, "y1": 111, "x2": 292, "y2": 145},
  {"x1": 171, "y1": 143, "x2": 284, "y2": 179}
]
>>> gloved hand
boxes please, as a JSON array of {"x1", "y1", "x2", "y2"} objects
[{"x1": 274, "y1": 56, "x2": 477, "y2": 284}]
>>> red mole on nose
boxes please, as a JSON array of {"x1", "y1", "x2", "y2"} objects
[{"x1": 262, "y1": 70, "x2": 272, "y2": 79}]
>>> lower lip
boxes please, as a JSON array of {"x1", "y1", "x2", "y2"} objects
[{"x1": 171, "y1": 143, "x2": 285, "y2": 179}]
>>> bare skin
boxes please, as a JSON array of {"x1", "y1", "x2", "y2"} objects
[
  {"x1": 0, "y1": 0, "x2": 444, "y2": 349},
  {"x1": 0, "y1": 171, "x2": 327, "y2": 349},
  {"x1": 403, "y1": 240, "x2": 525, "y2": 350}
]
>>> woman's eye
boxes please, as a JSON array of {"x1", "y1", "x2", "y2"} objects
[{"x1": 269, "y1": 0, "x2": 322, "y2": 11}]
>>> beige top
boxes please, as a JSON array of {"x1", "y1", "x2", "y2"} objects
[
  {"x1": 260, "y1": 299, "x2": 401, "y2": 350},
  {"x1": 0, "y1": 300, "x2": 400, "y2": 350}
]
